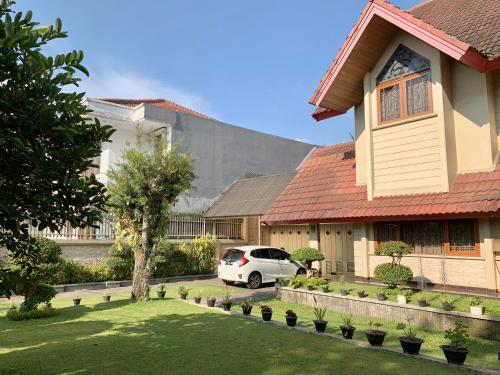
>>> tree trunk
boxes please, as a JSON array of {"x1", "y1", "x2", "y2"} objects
[{"x1": 131, "y1": 205, "x2": 152, "y2": 301}]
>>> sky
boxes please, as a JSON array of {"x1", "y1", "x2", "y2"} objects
[{"x1": 21, "y1": 0, "x2": 421, "y2": 146}]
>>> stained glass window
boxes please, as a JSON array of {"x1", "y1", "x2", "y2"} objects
[{"x1": 377, "y1": 45, "x2": 430, "y2": 84}]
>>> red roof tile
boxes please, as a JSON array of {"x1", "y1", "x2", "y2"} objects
[
  {"x1": 100, "y1": 98, "x2": 213, "y2": 120},
  {"x1": 262, "y1": 142, "x2": 500, "y2": 224},
  {"x1": 408, "y1": 0, "x2": 500, "y2": 61}
]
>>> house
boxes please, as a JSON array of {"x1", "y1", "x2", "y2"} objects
[
  {"x1": 204, "y1": 171, "x2": 308, "y2": 256},
  {"x1": 25, "y1": 98, "x2": 315, "y2": 261},
  {"x1": 263, "y1": 0, "x2": 500, "y2": 294}
]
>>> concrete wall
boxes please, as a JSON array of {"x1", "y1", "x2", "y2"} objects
[
  {"x1": 492, "y1": 70, "x2": 500, "y2": 153},
  {"x1": 170, "y1": 111, "x2": 314, "y2": 213}
]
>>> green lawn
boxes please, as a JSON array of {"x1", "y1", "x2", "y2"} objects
[
  {"x1": 246, "y1": 298, "x2": 500, "y2": 371},
  {"x1": 314, "y1": 280, "x2": 500, "y2": 317},
  {"x1": 0, "y1": 284, "x2": 484, "y2": 375}
]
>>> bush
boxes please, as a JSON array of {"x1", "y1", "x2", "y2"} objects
[
  {"x1": 374, "y1": 263, "x2": 413, "y2": 288},
  {"x1": 19, "y1": 283, "x2": 56, "y2": 312},
  {"x1": 178, "y1": 235, "x2": 217, "y2": 275},
  {"x1": 288, "y1": 275, "x2": 327, "y2": 289},
  {"x1": 6, "y1": 305, "x2": 58, "y2": 321},
  {"x1": 291, "y1": 247, "x2": 324, "y2": 270},
  {"x1": 106, "y1": 242, "x2": 134, "y2": 280},
  {"x1": 375, "y1": 241, "x2": 412, "y2": 266}
]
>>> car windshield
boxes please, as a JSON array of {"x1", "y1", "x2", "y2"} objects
[{"x1": 222, "y1": 249, "x2": 243, "y2": 262}]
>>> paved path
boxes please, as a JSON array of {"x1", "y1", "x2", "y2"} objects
[{"x1": 0, "y1": 277, "x2": 276, "y2": 304}]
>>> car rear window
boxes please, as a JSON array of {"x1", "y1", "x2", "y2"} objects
[{"x1": 222, "y1": 249, "x2": 243, "y2": 262}]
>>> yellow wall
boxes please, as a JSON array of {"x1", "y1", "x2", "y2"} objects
[
  {"x1": 358, "y1": 31, "x2": 498, "y2": 198},
  {"x1": 262, "y1": 224, "x2": 309, "y2": 252}
]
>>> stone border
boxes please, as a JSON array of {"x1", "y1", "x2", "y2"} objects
[
  {"x1": 181, "y1": 298, "x2": 497, "y2": 375},
  {"x1": 53, "y1": 274, "x2": 217, "y2": 293},
  {"x1": 277, "y1": 286, "x2": 500, "y2": 340}
]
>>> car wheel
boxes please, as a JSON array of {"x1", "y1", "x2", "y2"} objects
[
  {"x1": 247, "y1": 272, "x2": 262, "y2": 289},
  {"x1": 222, "y1": 279, "x2": 235, "y2": 285},
  {"x1": 296, "y1": 268, "x2": 306, "y2": 275}
]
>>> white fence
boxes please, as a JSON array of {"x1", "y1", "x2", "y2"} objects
[{"x1": 28, "y1": 213, "x2": 243, "y2": 241}]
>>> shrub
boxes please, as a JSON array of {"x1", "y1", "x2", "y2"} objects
[
  {"x1": 178, "y1": 234, "x2": 217, "y2": 275},
  {"x1": 19, "y1": 284, "x2": 56, "y2": 313},
  {"x1": 374, "y1": 263, "x2": 413, "y2": 288},
  {"x1": 375, "y1": 241, "x2": 412, "y2": 266},
  {"x1": 6, "y1": 305, "x2": 58, "y2": 321},
  {"x1": 107, "y1": 242, "x2": 134, "y2": 280},
  {"x1": 290, "y1": 247, "x2": 324, "y2": 271},
  {"x1": 444, "y1": 320, "x2": 469, "y2": 348},
  {"x1": 86, "y1": 261, "x2": 111, "y2": 282},
  {"x1": 288, "y1": 275, "x2": 326, "y2": 289}
]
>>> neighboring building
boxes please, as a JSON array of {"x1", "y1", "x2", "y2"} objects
[
  {"x1": 86, "y1": 98, "x2": 315, "y2": 214},
  {"x1": 263, "y1": 0, "x2": 500, "y2": 294}
]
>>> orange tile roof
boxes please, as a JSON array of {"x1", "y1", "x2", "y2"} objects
[
  {"x1": 101, "y1": 98, "x2": 213, "y2": 120},
  {"x1": 262, "y1": 142, "x2": 500, "y2": 224},
  {"x1": 408, "y1": 0, "x2": 500, "y2": 61}
]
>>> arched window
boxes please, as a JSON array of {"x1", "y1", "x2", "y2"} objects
[{"x1": 376, "y1": 45, "x2": 432, "y2": 124}]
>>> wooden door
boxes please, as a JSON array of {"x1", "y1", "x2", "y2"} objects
[{"x1": 319, "y1": 224, "x2": 354, "y2": 275}]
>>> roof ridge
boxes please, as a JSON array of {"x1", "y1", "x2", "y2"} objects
[{"x1": 406, "y1": 0, "x2": 436, "y2": 12}]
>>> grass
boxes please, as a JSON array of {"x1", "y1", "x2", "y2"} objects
[
  {"x1": 241, "y1": 298, "x2": 500, "y2": 371},
  {"x1": 0, "y1": 283, "x2": 484, "y2": 375},
  {"x1": 311, "y1": 280, "x2": 500, "y2": 317}
]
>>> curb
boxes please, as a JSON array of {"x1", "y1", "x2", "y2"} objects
[{"x1": 181, "y1": 299, "x2": 498, "y2": 375}]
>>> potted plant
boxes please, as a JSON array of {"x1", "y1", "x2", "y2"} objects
[
  {"x1": 357, "y1": 290, "x2": 367, "y2": 298},
  {"x1": 339, "y1": 276, "x2": 349, "y2": 296},
  {"x1": 377, "y1": 289, "x2": 387, "y2": 301},
  {"x1": 194, "y1": 289, "x2": 202, "y2": 304},
  {"x1": 340, "y1": 313, "x2": 356, "y2": 339},
  {"x1": 177, "y1": 285, "x2": 189, "y2": 300},
  {"x1": 365, "y1": 321, "x2": 387, "y2": 346},
  {"x1": 322, "y1": 284, "x2": 330, "y2": 293},
  {"x1": 260, "y1": 305, "x2": 273, "y2": 321},
  {"x1": 103, "y1": 293, "x2": 111, "y2": 302},
  {"x1": 396, "y1": 317, "x2": 424, "y2": 355},
  {"x1": 307, "y1": 281, "x2": 315, "y2": 291},
  {"x1": 440, "y1": 320, "x2": 469, "y2": 365},
  {"x1": 222, "y1": 286, "x2": 232, "y2": 311},
  {"x1": 206, "y1": 296, "x2": 216, "y2": 307},
  {"x1": 397, "y1": 288, "x2": 412, "y2": 304},
  {"x1": 285, "y1": 309, "x2": 297, "y2": 327},
  {"x1": 417, "y1": 296, "x2": 428, "y2": 307},
  {"x1": 241, "y1": 299, "x2": 253, "y2": 315},
  {"x1": 469, "y1": 296, "x2": 485, "y2": 316},
  {"x1": 313, "y1": 306, "x2": 328, "y2": 333},
  {"x1": 157, "y1": 284, "x2": 166, "y2": 299},
  {"x1": 441, "y1": 295, "x2": 454, "y2": 311},
  {"x1": 73, "y1": 296, "x2": 81, "y2": 306}
]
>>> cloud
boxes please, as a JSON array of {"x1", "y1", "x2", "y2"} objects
[
  {"x1": 78, "y1": 67, "x2": 219, "y2": 118},
  {"x1": 294, "y1": 137, "x2": 311, "y2": 143}
]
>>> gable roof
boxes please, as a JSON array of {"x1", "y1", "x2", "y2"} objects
[
  {"x1": 310, "y1": 0, "x2": 500, "y2": 121},
  {"x1": 205, "y1": 172, "x2": 297, "y2": 218},
  {"x1": 100, "y1": 98, "x2": 213, "y2": 120},
  {"x1": 262, "y1": 142, "x2": 500, "y2": 224}
]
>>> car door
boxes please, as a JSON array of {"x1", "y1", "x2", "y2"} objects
[
  {"x1": 250, "y1": 248, "x2": 275, "y2": 283},
  {"x1": 270, "y1": 248, "x2": 297, "y2": 278}
]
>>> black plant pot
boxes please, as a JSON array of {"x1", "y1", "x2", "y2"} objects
[
  {"x1": 340, "y1": 326, "x2": 356, "y2": 339},
  {"x1": 207, "y1": 298, "x2": 216, "y2": 307},
  {"x1": 307, "y1": 285, "x2": 314, "y2": 291},
  {"x1": 103, "y1": 295, "x2": 111, "y2": 302},
  {"x1": 157, "y1": 291, "x2": 166, "y2": 299},
  {"x1": 365, "y1": 331, "x2": 387, "y2": 346},
  {"x1": 286, "y1": 315, "x2": 297, "y2": 327},
  {"x1": 194, "y1": 297, "x2": 202, "y2": 304},
  {"x1": 180, "y1": 293, "x2": 188, "y2": 300},
  {"x1": 73, "y1": 298, "x2": 81, "y2": 306},
  {"x1": 314, "y1": 320, "x2": 328, "y2": 333},
  {"x1": 399, "y1": 337, "x2": 424, "y2": 355},
  {"x1": 322, "y1": 286, "x2": 330, "y2": 293},
  {"x1": 440, "y1": 345, "x2": 468, "y2": 365},
  {"x1": 442, "y1": 302, "x2": 454, "y2": 311},
  {"x1": 418, "y1": 300, "x2": 428, "y2": 307},
  {"x1": 222, "y1": 302, "x2": 232, "y2": 311},
  {"x1": 358, "y1": 292, "x2": 367, "y2": 298},
  {"x1": 340, "y1": 289, "x2": 349, "y2": 296},
  {"x1": 261, "y1": 310, "x2": 273, "y2": 321},
  {"x1": 377, "y1": 294, "x2": 387, "y2": 301},
  {"x1": 241, "y1": 306, "x2": 253, "y2": 315}
]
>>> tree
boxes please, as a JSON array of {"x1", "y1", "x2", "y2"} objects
[
  {"x1": 107, "y1": 138, "x2": 195, "y2": 300},
  {"x1": 374, "y1": 241, "x2": 413, "y2": 288},
  {"x1": 0, "y1": 0, "x2": 114, "y2": 274},
  {"x1": 291, "y1": 247, "x2": 325, "y2": 277}
]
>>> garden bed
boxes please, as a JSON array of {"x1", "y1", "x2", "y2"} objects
[{"x1": 277, "y1": 286, "x2": 500, "y2": 341}]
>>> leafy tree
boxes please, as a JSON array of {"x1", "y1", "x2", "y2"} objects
[
  {"x1": 374, "y1": 241, "x2": 413, "y2": 288},
  {"x1": 107, "y1": 138, "x2": 195, "y2": 300},
  {"x1": 0, "y1": 0, "x2": 114, "y2": 286},
  {"x1": 374, "y1": 241, "x2": 412, "y2": 266},
  {"x1": 291, "y1": 247, "x2": 325, "y2": 277}
]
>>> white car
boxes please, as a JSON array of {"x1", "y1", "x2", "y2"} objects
[{"x1": 217, "y1": 245, "x2": 306, "y2": 289}]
